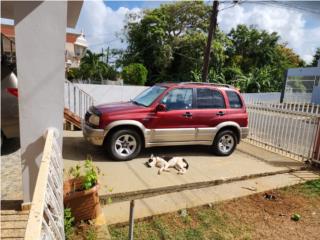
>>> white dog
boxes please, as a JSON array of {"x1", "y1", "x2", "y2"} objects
[{"x1": 145, "y1": 154, "x2": 189, "y2": 175}]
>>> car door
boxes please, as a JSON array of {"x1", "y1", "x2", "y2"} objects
[
  {"x1": 192, "y1": 88, "x2": 228, "y2": 141},
  {"x1": 149, "y1": 87, "x2": 196, "y2": 143},
  {"x1": 225, "y1": 90, "x2": 247, "y2": 127}
]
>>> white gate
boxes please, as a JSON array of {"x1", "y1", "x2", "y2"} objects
[{"x1": 246, "y1": 101, "x2": 320, "y2": 163}]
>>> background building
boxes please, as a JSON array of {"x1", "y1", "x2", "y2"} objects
[
  {"x1": 1, "y1": 23, "x2": 86, "y2": 69},
  {"x1": 281, "y1": 64, "x2": 320, "y2": 104}
]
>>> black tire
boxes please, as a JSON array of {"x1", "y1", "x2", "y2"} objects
[
  {"x1": 106, "y1": 129, "x2": 142, "y2": 161},
  {"x1": 212, "y1": 130, "x2": 237, "y2": 156}
]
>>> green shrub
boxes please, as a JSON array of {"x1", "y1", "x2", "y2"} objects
[
  {"x1": 67, "y1": 156, "x2": 101, "y2": 191},
  {"x1": 64, "y1": 208, "x2": 75, "y2": 240},
  {"x1": 122, "y1": 63, "x2": 148, "y2": 85}
]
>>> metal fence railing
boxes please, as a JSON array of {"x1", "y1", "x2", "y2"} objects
[
  {"x1": 24, "y1": 128, "x2": 64, "y2": 240},
  {"x1": 246, "y1": 101, "x2": 320, "y2": 163},
  {"x1": 64, "y1": 80, "x2": 94, "y2": 119}
]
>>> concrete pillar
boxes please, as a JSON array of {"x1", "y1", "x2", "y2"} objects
[{"x1": 14, "y1": 1, "x2": 67, "y2": 203}]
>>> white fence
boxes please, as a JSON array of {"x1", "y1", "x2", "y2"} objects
[
  {"x1": 73, "y1": 83, "x2": 147, "y2": 105},
  {"x1": 64, "y1": 80, "x2": 95, "y2": 118},
  {"x1": 24, "y1": 128, "x2": 64, "y2": 240},
  {"x1": 242, "y1": 92, "x2": 281, "y2": 103},
  {"x1": 242, "y1": 92, "x2": 313, "y2": 104},
  {"x1": 64, "y1": 82, "x2": 148, "y2": 118},
  {"x1": 246, "y1": 101, "x2": 320, "y2": 163}
]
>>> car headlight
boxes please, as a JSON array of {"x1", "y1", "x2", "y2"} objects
[{"x1": 88, "y1": 114, "x2": 100, "y2": 126}]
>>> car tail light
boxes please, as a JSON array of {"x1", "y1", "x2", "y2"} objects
[{"x1": 7, "y1": 88, "x2": 18, "y2": 97}]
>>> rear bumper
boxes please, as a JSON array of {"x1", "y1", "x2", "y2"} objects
[
  {"x1": 82, "y1": 122, "x2": 105, "y2": 146},
  {"x1": 240, "y1": 127, "x2": 249, "y2": 139}
]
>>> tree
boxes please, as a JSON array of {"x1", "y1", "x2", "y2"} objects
[
  {"x1": 121, "y1": 1, "x2": 213, "y2": 84},
  {"x1": 120, "y1": 3, "x2": 305, "y2": 92},
  {"x1": 225, "y1": 25, "x2": 304, "y2": 92},
  {"x1": 310, "y1": 48, "x2": 320, "y2": 67},
  {"x1": 66, "y1": 50, "x2": 118, "y2": 82},
  {"x1": 122, "y1": 63, "x2": 148, "y2": 85},
  {"x1": 79, "y1": 50, "x2": 108, "y2": 82},
  {"x1": 226, "y1": 25, "x2": 281, "y2": 73}
]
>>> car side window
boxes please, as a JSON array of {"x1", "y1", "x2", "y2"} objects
[
  {"x1": 196, "y1": 88, "x2": 225, "y2": 109},
  {"x1": 161, "y1": 88, "x2": 193, "y2": 110},
  {"x1": 226, "y1": 91, "x2": 243, "y2": 108}
]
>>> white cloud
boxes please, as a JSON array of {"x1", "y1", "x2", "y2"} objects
[
  {"x1": 76, "y1": 1, "x2": 319, "y2": 63},
  {"x1": 219, "y1": 3, "x2": 318, "y2": 63},
  {"x1": 76, "y1": 0, "x2": 141, "y2": 52}
]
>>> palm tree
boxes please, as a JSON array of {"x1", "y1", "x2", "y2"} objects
[{"x1": 80, "y1": 50, "x2": 108, "y2": 82}]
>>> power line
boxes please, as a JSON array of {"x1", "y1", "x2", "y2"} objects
[
  {"x1": 245, "y1": 1, "x2": 320, "y2": 16},
  {"x1": 89, "y1": 38, "x2": 120, "y2": 48},
  {"x1": 270, "y1": 1, "x2": 320, "y2": 15}
]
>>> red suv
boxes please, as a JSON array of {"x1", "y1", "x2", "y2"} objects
[{"x1": 83, "y1": 82, "x2": 249, "y2": 160}]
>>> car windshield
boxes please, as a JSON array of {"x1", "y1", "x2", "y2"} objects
[{"x1": 132, "y1": 86, "x2": 167, "y2": 107}]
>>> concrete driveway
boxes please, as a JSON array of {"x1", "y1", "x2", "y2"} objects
[{"x1": 63, "y1": 131, "x2": 305, "y2": 200}]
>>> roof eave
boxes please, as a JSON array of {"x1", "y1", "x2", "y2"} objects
[{"x1": 1, "y1": 0, "x2": 83, "y2": 28}]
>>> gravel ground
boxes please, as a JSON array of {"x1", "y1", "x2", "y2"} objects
[{"x1": 1, "y1": 138, "x2": 22, "y2": 200}]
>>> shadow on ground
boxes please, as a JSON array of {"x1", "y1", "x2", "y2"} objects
[
  {"x1": 1, "y1": 138, "x2": 20, "y2": 156},
  {"x1": 63, "y1": 135, "x2": 214, "y2": 163},
  {"x1": 0, "y1": 200, "x2": 23, "y2": 210}
]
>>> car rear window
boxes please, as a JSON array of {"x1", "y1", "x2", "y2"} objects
[
  {"x1": 196, "y1": 88, "x2": 225, "y2": 109},
  {"x1": 226, "y1": 91, "x2": 243, "y2": 108}
]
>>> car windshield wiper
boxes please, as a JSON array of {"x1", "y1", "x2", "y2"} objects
[{"x1": 131, "y1": 100, "x2": 147, "y2": 107}]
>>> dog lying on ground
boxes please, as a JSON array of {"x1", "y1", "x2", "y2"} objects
[{"x1": 145, "y1": 154, "x2": 189, "y2": 175}]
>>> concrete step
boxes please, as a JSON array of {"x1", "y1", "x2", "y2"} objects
[
  {"x1": 102, "y1": 170, "x2": 320, "y2": 225},
  {"x1": 1, "y1": 210, "x2": 29, "y2": 239},
  {"x1": 64, "y1": 107, "x2": 81, "y2": 129},
  {"x1": 0, "y1": 229, "x2": 25, "y2": 239},
  {"x1": 100, "y1": 166, "x2": 308, "y2": 205}
]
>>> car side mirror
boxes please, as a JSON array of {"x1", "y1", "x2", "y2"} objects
[{"x1": 156, "y1": 103, "x2": 167, "y2": 112}]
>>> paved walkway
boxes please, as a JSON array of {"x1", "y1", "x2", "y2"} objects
[
  {"x1": 62, "y1": 131, "x2": 320, "y2": 225},
  {"x1": 103, "y1": 170, "x2": 320, "y2": 225},
  {"x1": 63, "y1": 131, "x2": 305, "y2": 199},
  {"x1": 2, "y1": 131, "x2": 316, "y2": 229}
]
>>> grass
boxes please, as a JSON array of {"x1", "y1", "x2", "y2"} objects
[
  {"x1": 109, "y1": 179, "x2": 320, "y2": 240},
  {"x1": 281, "y1": 179, "x2": 320, "y2": 197},
  {"x1": 109, "y1": 205, "x2": 251, "y2": 240}
]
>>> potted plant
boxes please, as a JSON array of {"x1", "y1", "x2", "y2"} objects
[{"x1": 64, "y1": 157, "x2": 102, "y2": 222}]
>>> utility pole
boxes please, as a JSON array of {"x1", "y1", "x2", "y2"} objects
[
  {"x1": 106, "y1": 46, "x2": 110, "y2": 65},
  {"x1": 101, "y1": 47, "x2": 104, "y2": 62},
  {"x1": 202, "y1": 0, "x2": 219, "y2": 82}
]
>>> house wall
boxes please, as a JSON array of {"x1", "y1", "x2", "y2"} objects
[{"x1": 15, "y1": 1, "x2": 68, "y2": 203}]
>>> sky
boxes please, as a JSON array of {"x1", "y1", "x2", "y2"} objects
[
  {"x1": 1, "y1": 1, "x2": 319, "y2": 63},
  {"x1": 75, "y1": 0, "x2": 320, "y2": 64}
]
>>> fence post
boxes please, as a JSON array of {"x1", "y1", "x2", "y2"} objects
[
  {"x1": 73, "y1": 86, "x2": 76, "y2": 113},
  {"x1": 128, "y1": 200, "x2": 135, "y2": 240},
  {"x1": 68, "y1": 82, "x2": 70, "y2": 109},
  {"x1": 313, "y1": 117, "x2": 320, "y2": 162}
]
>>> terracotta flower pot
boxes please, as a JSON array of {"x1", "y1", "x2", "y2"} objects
[{"x1": 63, "y1": 178, "x2": 102, "y2": 222}]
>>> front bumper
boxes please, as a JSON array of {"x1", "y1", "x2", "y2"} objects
[
  {"x1": 82, "y1": 122, "x2": 105, "y2": 146},
  {"x1": 240, "y1": 127, "x2": 249, "y2": 139}
]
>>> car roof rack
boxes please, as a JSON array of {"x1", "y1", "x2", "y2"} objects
[{"x1": 178, "y1": 82, "x2": 234, "y2": 88}]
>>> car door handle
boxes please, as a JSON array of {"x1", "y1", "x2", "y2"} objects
[
  {"x1": 216, "y1": 111, "x2": 225, "y2": 116},
  {"x1": 183, "y1": 112, "x2": 192, "y2": 118}
]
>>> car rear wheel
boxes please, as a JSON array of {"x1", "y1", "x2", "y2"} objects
[
  {"x1": 106, "y1": 129, "x2": 142, "y2": 161},
  {"x1": 212, "y1": 130, "x2": 237, "y2": 156}
]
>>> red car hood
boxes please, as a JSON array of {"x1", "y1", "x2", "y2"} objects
[{"x1": 95, "y1": 101, "x2": 146, "y2": 115}]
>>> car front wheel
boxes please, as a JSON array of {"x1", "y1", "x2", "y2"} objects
[
  {"x1": 212, "y1": 130, "x2": 237, "y2": 156},
  {"x1": 106, "y1": 129, "x2": 142, "y2": 161}
]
